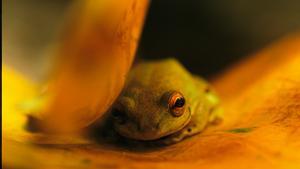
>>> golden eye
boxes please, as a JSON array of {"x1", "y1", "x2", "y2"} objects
[{"x1": 168, "y1": 91, "x2": 185, "y2": 117}]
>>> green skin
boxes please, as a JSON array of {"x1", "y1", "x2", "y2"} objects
[{"x1": 112, "y1": 58, "x2": 223, "y2": 144}]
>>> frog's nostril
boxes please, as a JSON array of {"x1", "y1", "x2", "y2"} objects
[{"x1": 112, "y1": 109, "x2": 127, "y2": 125}]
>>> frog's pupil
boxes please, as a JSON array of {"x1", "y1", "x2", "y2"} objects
[{"x1": 174, "y1": 97, "x2": 185, "y2": 108}]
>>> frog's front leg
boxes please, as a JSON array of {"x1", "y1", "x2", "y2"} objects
[
  {"x1": 160, "y1": 106, "x2": 222, "y2": 145},
  {"x1": 160, "y1": 120, "x2": 204, "y2": 145}
]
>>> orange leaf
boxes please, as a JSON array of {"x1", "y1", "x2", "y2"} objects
[{"x1": 37, "y1": 0, "x2": 149, "y2": 133}]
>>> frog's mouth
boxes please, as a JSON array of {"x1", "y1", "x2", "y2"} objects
[
  {"x1": 155, "y1": 111, "x2": 192, "y2": 139},
  {"x1": 113, "y1": 108, "x2": 192, "y2": 141}
]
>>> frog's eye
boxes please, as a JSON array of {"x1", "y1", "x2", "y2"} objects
[{"x1": 168, "y1": 91, "x2": 185, "y2": 117}]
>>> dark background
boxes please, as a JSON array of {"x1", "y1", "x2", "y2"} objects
[
  {"x1": 137, "y1": 0, "x2": 300, "y2": 77},
  {"x1": 3, "y1": 0, "x2": 300, "y2": 79}
]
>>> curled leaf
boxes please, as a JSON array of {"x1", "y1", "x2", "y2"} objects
[{"x1": 36, "y1": 0, "x2": 149, "y2": 133}]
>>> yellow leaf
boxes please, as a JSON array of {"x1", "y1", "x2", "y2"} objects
[{"x1": 2, "y1": 65, "x2": 37, "y2": 141}]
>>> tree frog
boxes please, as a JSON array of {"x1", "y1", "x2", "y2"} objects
[{"x1": 111, "y1": 58, "x2": 223, "y2": 144}]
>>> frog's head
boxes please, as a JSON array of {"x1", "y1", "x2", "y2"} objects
[
  {"x1": 112, "y1": 89, "x2": 192, "y2": 140},
  {"x1": 111, "y1": 59, "x2": 195, "y2": 140}
]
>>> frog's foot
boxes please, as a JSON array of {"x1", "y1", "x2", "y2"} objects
[
  {"x1": 208, "y1": 106, "x2": 223, "y2": 125},
  {"x1": 159, "y1": 123, "x2": 202, "y2": 145}
]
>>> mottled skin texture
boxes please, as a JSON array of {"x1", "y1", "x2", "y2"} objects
[{"x1": 112, "y1": 58, "x2": 223, "y2": 144}]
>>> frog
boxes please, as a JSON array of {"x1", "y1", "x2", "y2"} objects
[{"x1": 111, "y1": 58, "x2": 223, "y2": 144}]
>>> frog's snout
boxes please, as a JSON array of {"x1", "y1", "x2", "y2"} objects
[{"x1": 112, "y1": 96, "x2": 136, "y2": 124}]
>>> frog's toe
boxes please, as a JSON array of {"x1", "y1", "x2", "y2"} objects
[{"x1": 209, "y1": 107, "x2": 224, "y2": 125}]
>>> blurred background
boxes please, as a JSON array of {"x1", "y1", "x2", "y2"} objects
[{"x1": 3, "y1": 0, "x2": 300, "y2": 79}]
